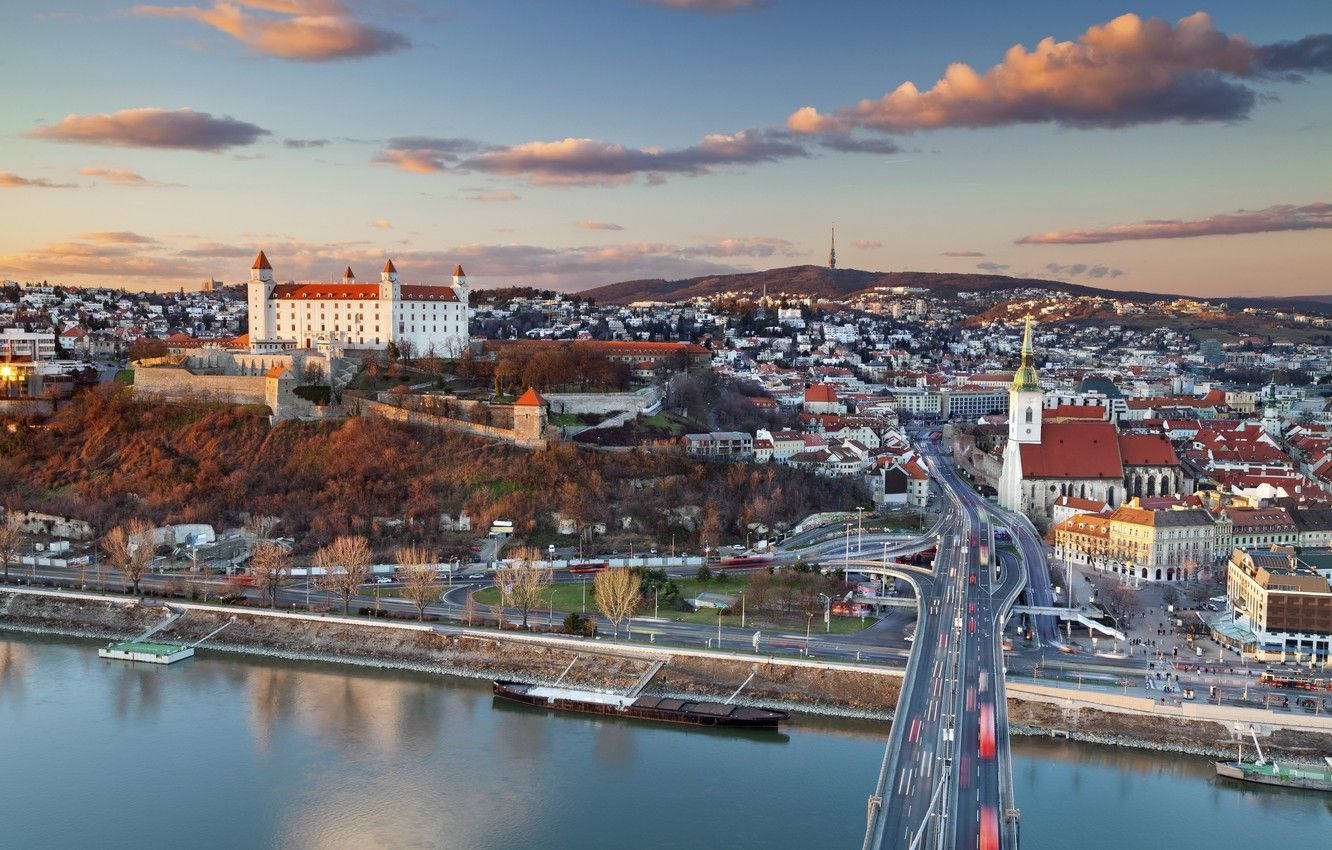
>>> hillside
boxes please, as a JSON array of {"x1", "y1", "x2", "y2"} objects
[
  {"x1": 579, "y1": 265, "x2": 1332, "y2": 313},
  {"x1": 579, "y1": 265, "x2": 1166, "y2": 305},
  {"x1": 0, "y1": 387, "x2": 863, "y2": 553}
]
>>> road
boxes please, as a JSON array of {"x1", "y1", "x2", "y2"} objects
[{"x1": 864, "y1": 436, "x2": 1026, "y2": 850}]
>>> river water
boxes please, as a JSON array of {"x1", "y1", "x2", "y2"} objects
[{"x1": 1, "y1": 634, "x2": 1328, "y2": 849}]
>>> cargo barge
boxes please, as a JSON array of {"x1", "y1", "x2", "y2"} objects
[
  {"x1": 1214, "y1": 727, "x2": 1332, "y2": 792},
  {"x1": 1214, "y1": 759, "x2": 1332, "y2": 792},
  {"x1": 492, "y1": 680, "x2": 787, "y2": 729}
]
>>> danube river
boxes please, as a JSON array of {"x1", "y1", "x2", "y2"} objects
[{"x1": 2, "y1": 635, "x2": 1328, "y2": 849}]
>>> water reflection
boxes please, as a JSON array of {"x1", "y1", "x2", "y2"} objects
[{"x1": 0, "y1": 640, "x2": 29, "y2": 692}]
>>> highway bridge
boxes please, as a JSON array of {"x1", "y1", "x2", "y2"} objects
[{"x1": 862, "y1": 440, "x2": 1026, "y2": 850}]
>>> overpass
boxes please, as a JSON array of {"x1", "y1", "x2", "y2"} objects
[
  {"x1": 862, "y1": 439, "x2": 1026, "y2": 850},
  {"x1": 1008, "y1": 606, "x2": 1126, "y2": 643}
]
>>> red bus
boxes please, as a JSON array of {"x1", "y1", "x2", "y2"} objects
[
  {"x1": 979, "y1": 806, "x2": 999, "y2": 850},
  {"x1": 978, "y1": 703, "x2": 996, "y2": 759},
  {"x1": 716, "y1": 555, "x2": 774, "y2": 569},
  {"x1": 567, "y1": 560, "x2": 609, "y2": 574}
]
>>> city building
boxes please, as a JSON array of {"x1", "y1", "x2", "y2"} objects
[
  {"x1": 247, "y1": 252, "x2": 470, "y2": 355},
  {"x1": 1226, "y1": 547, "x2": 1332, "y2": 663},
  {"x1": 683, "y1": 431, "x2": 754, "y2": 460}
]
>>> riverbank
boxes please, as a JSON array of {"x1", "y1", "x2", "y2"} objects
[{"x1": 4, "y1": 588, "x2": 1331, "y2": 760}]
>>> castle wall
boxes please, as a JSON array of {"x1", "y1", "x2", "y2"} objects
[
  {"x1": 133, "y1": 367, "x2": 269, "y2": 406},
  {"x1": 354, "y1": 397, "x2": 548, "y2": 449}
]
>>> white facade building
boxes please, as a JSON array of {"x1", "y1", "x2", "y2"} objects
[{"x1": 246, "y1": 251, "x2": 469, "y2": 355}]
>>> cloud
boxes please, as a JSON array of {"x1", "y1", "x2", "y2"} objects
[
  {"x1": 463, "y1": 190, "x2": 520, "y2": 203},
  {"x1": 78, "y1": 166, "x2": 178, "y2": 186},
  {"x1": 28, "y1": 107, "x2": 269, "y2": 151},
  {"x1": 132, "y1": 1, "x2": 409, "y2": 61},
  {"x1": 644, "y1": 0, "x2": 767, "y2": 11},
  {"x1": 788, "y1": 13, "x2": 1332, "y2": 135},
  {"x1": 818, "y1": 136, "x2": 903, "y2": 154},
  {"x1": 576, "y1": 220, "x2": 624, "y2": 231},
  {"x1": 0, "y1": 172, "x2": 76, "y2": 188},
  {"x1": 78, "y1": 231, "x2": 160, "y2": 244},
  {"x1": 852, "y1": 239, "x2": 882, "y2": 249},
  {"x1": 1043, "y1": 262, "x2": 1124, "y2": 279},
  {"x1": 941, "y1": 250, "x2": 984, "y2": 257},
  {"x1": 375, "y1": 137, "x2": 486, "y2": 174},
  {"x1": 1016, "y1": 202, "x2": 1332, "y2": 244},
  {"x1": 0, "y1": 239, "x2": 201, "y2": 279},
  {"x1": 678, "y1": 236, "x2": 800, "y2": 258},
  {"x1": 976, "y1": 262, "x2": 1010, "y2": 272},
  {"x1": 377, "y1": 129, "x2": 807, "y2": 186},
  {"x1": 283, "y1": 137, "x2": 330, "y2": 148},
  {"x1": 370, "y1": 219, "x2": 391, "y2": 229}
]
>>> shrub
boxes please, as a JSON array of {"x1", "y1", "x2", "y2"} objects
[
  {"x1": 293, "y1": 385, "x2": 332, "y2": 406},
  {"x1": 696, "y1": 565, "x2": 712, "y2": 583}
]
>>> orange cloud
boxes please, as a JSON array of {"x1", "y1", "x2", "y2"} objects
[
  {"x1": 29, "y1": 107, "x2": 268, "y2": 151},
  {"x1": 78, "y1": 231, "x2": 161, "y2": 244},
  {"x1": 0, "y1": 172, "x2": 76, "y2": 188},
  {"x1": 789, "y1": 13, "x2": 1330, "y2": 135},
  {"x1": 852, "y1": 239, "x2": 882, "y2": 250},
  {"x1": 133, "y1": 1, "x2": 409, "y2": 61},
  {"x1": 1017, "y1": 202, "x2": 1332, "y2": 244},
  {"x1": 576, "y1": 220, "x2": 624, "y2": 231}
]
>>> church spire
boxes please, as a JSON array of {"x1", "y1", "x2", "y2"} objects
[
  {"x1": 1012, "y1": 316, "x2": 1040, "y2": 391},
  {"x1": 828, "y1": 225, "x2": 837, "y2": 269}
]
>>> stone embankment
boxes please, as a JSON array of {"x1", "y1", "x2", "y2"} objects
[{"x1": 4, "y1": 589, "x2": 1332, "y2": 760}]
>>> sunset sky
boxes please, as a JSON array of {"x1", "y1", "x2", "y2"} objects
[{"x1": 3, "y1": 2, "x2": 1329, "y2": 295}]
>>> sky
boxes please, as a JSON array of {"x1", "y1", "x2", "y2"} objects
[{"x1": 2, "y1": 1, "x2": 1330, "y2": 295}]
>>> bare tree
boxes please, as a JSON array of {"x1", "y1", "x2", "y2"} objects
[
  {"x1": 247, "y1": 514, "x2": 280, "y2": 542},
  {"x1": 121, "y1": 518, "x2": 155, "y2": 594},
  {"x1": 494, "y1": 546, "x2": 552, "y2": 629},
  {"x1": 0, "y1": 522, "x2": 19, "y2": 583},
  {"x1": 315, "y1": 535, "x2": 373, "y2": 615},
  {"x1": 250, "y1": 540, "x2": 291, "y2": 608},
  {"x1": 594, "y1": 567, "x2": 641, "y2": 638},
  {"x1": 396, "y1": 544, "x2": 438, "y2": 621},
  {"x1": 463, "y1": 591, "x2": 477, "y2": 626}
]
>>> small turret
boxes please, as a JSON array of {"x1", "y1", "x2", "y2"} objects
[
  {"x1": 251, "y1": 250, "x2": 273, "y2": 283},
  {"x1": 452, "y1": 264, "x2": 469, "y2": 302},
  {"x1": 380, "y1": 259, "x2": 398, "y2": 284},
  {"x1": 343, "y1": 266, "x2": 355, "y2": 282}
]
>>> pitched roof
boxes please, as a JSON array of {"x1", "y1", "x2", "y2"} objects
[
  {"x1": 1019, "y1": 421, "x2": 1123, "y2": 479},
  {"x1": 514, "y1": 387, "x2": 544, "y2": 407},
  {"x1": 454, "y1": 264, "x2": 465, "y2": 276},
  {"x1": 804, "y1": 383, "x2": 838, "y2": 403},
  {"x1": 271, "y1": 282, "x2": 380, "y2": 300},
  {"x1": 252, "y1": 250, "x2": 271, "y2": 270},
  {"x1": 382, "y1": 259, "x2": 397, "y2": 274},
  {"x1": 343, "y1": 266, "x2": 355, "y2": 279},
  {"x1": 1117, "y1": 433, "x2": 1178, "y2": 467}
]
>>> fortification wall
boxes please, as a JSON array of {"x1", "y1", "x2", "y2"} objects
[{"x1": 133, "y1": 367, "x2": 268, "y2": 405}]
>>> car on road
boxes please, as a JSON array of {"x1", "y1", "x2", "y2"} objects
[
  {"x1": 374, "y1": 577, "x2": 392, "y2": 584},
  {"x1": 466, "y1": 573, "x2": 486, "y2": 580},
  {"x1": 969, "y1": 573, "x2": 977, "y2": 585},
  {"x1": 968, "y1": 617, "x2": 977, "y2": 634}
]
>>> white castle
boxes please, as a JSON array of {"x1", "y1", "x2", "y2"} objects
[{"x1": 245, "y1": 251, "x2": 470, "y2": 356}]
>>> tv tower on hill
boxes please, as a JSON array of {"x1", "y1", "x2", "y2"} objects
[{"x1": 829, "y1": 225, "x2": 837, "y2": 269}]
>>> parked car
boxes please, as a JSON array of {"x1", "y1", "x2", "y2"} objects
[{"x1": 374, "y1": 577, "x2": 392, "y2": 584}]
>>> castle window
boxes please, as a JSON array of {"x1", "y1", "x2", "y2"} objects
[{"x1": 1025, "y1": 407, "x2": 1033, "y2": 424}]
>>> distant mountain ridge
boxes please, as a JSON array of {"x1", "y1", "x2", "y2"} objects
[{"x1": 578, "y1": 265, "x2": 1332, "y2": 313}]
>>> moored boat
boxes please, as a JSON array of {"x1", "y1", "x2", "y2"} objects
[
  {"x1": 492, "y1": 680, "x2": 787, "y2": 729},
  {"x1": 1214, "y1": 759, "x2": 1332, "y2": 792}
]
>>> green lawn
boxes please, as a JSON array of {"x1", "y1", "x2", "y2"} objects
[
  {"x1": 471, "y1": 574, "x2": 872, "y2": 634},
  {"x1": 114, "y1": 369, "x2": 134, "y2": 385}
]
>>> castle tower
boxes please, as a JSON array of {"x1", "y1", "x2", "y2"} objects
[
  {"x1": 247, "y1": 250, "x2": 274, "y2": 342},
  {"x1": 829, "y1": 226, "x2": 837, "y2": 270},
  {"x1": 512, "y1": 386, "x2": 547, "y2": 448},
  {"x1": 452, "y1": 264, "x2": 469, "y2": 305},
  {"x1": 380, "y1": 258, "x2": 399, "y2": 299},
  {"x1": 343, "y1": 266, "x2": 355, "y2": 283},
  {"x1": 1008, "y1": 316, "x2": 1043, "y2": 445}
]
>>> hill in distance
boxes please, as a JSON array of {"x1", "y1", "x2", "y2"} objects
[{"x1": 578, "y1": 265, "x2": 1332, "y2": 314}]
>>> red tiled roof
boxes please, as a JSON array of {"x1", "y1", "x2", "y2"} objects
[
  {"x1": 805, "y1": 383, "x2": 838, "y2": 403},
  {"x1": 271, "y1": 282, "x2": 380, "y2": 300},
  {"x1": 382, "y1": 259, "x2": 397, "y2": 274},
  {"x1": 1117, "y1": 433, "x2": 1178, "y2": 467},
  {"x1": 1019, "y1": 422, "x2": 1122, "y2": 479},
  {"x1": 514, "y1": 387, "x2": 543, "y2": 407},
  {"x1": 454, "y1": 264, "x2": 465, "y2": 276},
  {"x1": 400, "y1": 284, "x2": 458, "y2": 301},
  {"x1": 252, "y1": 250, "x2": 271, "y2": 270},
  {"x1": 1049, "y1": 404, "x2": 1106, "y2": 420}
]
